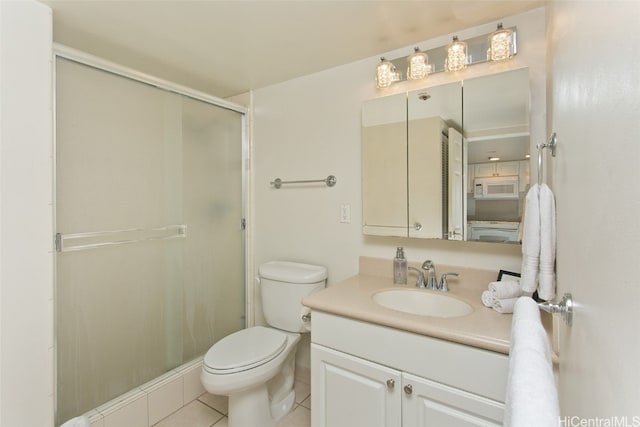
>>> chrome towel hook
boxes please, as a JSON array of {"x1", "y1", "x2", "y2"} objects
[{"x1": 538, "y1": 292, "x2": 573, "y2": 327}]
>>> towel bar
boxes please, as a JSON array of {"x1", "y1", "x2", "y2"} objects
[
  {"x1": 55, "y1": 225, "x2": 187, "y2": 252},
  {"x1": 270, "y1": 175, "x2": 337, "y2": 189},
  {"x1": 538, "y1": 292, "x2": 573, "y2": 326}
]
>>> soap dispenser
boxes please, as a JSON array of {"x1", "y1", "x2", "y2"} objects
[{"x1": 393, "y1": 247, "x2": 407, "y2": 285}]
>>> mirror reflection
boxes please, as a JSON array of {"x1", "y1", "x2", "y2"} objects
[
  {"x1": 361, "y1": 67, "x2": 531, "y2": 243},
  {"x1": 464, "y1": 68, "x2": 530, "y2": 243}
]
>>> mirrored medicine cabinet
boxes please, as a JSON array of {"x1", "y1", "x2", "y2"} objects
[{"x1": 361, "y1": 67, "x2": 531, "y2": 243}]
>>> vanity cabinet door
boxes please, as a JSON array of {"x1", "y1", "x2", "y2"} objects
[
  {"x1": 311, "y1": 344, "x2": 401, "y2": 427},
  {"x1": 402, "y1": 372, "x2": 504, "y2": 427}
]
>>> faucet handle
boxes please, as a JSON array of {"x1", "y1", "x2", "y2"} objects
[
  {"x1": 408, "y1": 267, "x2": 426, "y2": 288},
  {"x1": 439, "y1": 272, "x2": 459, "y2": 292}
]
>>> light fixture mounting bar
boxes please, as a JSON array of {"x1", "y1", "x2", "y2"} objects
[{"x1": 387, "y1": 26, "x2": 517, "y2": 80}]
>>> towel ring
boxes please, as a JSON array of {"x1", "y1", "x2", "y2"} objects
[{"x1": 536, "y1": 132, "x2": 558, "y2": 183}]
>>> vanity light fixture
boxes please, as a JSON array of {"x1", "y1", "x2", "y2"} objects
[
  {"x1": 373, "y1": 25, "x2": 517, "y2": 89},
  {"x1": 407, "y1": 47, "x2": 430, "y2": 80},
  {"x1": 375, "y1": 57, "x2": 400, "y2": 89},
  {"x1": 488, "y1": 23, "x2": 514, "y2": 61},
  {"x1": 445, "y1": 36, "x2": 467, "y2": 72}
]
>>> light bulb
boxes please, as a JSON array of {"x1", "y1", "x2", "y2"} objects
[
  {"x1": 375, "y1": 57, "x2": 400, "y2": 89},
  {"x1": 445, "y1": 36, "x2": 467, "y2": 72},
  {"x1": 488, "y1": 23, "x2": 513, "y2": 61},
  {"x1": 407, "y1": 47, "x2": 430, "y2": 80}
]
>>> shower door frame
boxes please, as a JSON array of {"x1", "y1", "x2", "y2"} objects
[{"x1": 52, "y1": 43, "x2": 250, "y2": 420}]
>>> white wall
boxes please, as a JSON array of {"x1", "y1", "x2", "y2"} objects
[
  {"x1": 251, "y1": 8, "x2": 546, "y2": 370},
  {"x1": 549, "y1": 1, "x2": 640, "y2": 419},
  {"x1": 252, "y1": 8, "x2": 545, "y2": 296},
  {"x1": 0, "y1": 1, "x2": 54, "y2": 425}
]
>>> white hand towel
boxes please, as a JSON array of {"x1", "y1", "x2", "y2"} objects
[
  {"x1": 520, "y1": 184, "x2": 540, "y2": 294},
  {"x1": 488, "y1": 281, "x2": 522, "y2": 299},
  {"x1": 538, "y1": 184, "x2": 557, "y2": 301},
  {"x1": 504, "y1": 297, "x2": 559, "y2": 427},
  {"x1": 481, "y1": 290, "x2": 496, "y2": 307},
  {"x1": 492, "y1": 297, "x2": 518, "y2": 314}
]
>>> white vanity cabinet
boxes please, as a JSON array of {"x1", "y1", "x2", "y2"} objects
[
  {"x1": 310, "y1": 312, "x2": 508, "y2": 427},
  {"x1": 312, "y1": 345, "x2": 401, "y2": 427}
]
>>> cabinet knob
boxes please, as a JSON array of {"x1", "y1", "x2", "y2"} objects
[
  {"x1": 414, "y1": 222, "x2": 422, "y2": 231},
  {"x1": 386, "y1": 379, "x2": 395, "y2": 390},
  {"x1": 404, "y1": 384, "x2": 413, "y2": 395}
]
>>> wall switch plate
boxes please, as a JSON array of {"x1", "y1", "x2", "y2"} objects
[{"x1": 340, "y1": 204, "x2": 351, "y2": 223}]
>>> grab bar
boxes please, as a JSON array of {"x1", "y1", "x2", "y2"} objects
[
  {"x1": 55, "y1": 224, "x2": 187, "y2": 253},
  {"x1": 270, "y1": 175, "x2": 337, "y2": 189}
]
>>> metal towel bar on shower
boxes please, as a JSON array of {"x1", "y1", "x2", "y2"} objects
[{"x1": 55, "y1": 224, "x2": 187, "y2": 252}]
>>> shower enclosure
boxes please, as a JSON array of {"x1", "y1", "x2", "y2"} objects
[{"x1": 54, "y1": 52, "x2": 246, "y2": 423}]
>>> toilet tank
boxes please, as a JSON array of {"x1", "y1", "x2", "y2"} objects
[{"x1": 259, "y1": 261, "x2": 327, "y2": 333}]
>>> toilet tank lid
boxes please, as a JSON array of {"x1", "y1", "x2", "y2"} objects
[{"x1": 259, "y1": 261, "x2": 327, "y2": 283}]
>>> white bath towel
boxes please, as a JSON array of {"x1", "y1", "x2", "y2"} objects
[
  {"x1": 538, "y1": 184, "x2": 557, "y2": 301},
  {"x1": 488, "y1": 281, "x2": 522, "y2": 299},
  {"x1": 504, "y1": 297, "x2": 559, "y2": 427},
  {"x1": 520, "y1": 184, "x2": 540, "y2": 294}
]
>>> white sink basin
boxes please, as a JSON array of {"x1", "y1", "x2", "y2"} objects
[{"x1": 372, "y1": 289, "x2": 473, "y2": 318}]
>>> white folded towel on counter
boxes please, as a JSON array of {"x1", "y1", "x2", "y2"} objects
[
  {"x1": 504, "y1": 297, "x2": 559, "y2": 427},
  {"x1": 488, "y1": 281, "x2": 522, "y2": 299},
  {"x1": 481, "y1": 281, "x2": 523, "y2": 314},
  {"x1": 492, "y1": 297, "x2": 519, "y2": 314},
  {"x1": 481, "y1": 290, "x2": 497, "y2": 307}
]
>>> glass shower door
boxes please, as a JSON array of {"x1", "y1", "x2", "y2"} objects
[{"x1": 55, "y1": 57, "x2": 244, "y2": 423}]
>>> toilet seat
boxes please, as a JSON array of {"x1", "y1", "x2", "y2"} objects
[{"x1": 203, "y1": 326, "x2": 287, "y2": 374}]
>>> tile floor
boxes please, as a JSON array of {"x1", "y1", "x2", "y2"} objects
[{"x1": 152, "y1": 371, "x2": 311, "y2": 427}]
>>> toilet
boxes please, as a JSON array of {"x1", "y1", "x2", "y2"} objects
[{"x1": 201, "y1": 261, "x2": 327, "y2": 427}]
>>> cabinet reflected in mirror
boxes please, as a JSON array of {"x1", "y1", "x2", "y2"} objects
[
  {"x1": 361, "y1": 67, "x2": 531, "y2": 243},
  {"x1": 362, "y1": 93, "x2": 407, "y2": 236},
  {"x1": 408, "y1": 83, "x2": 462, "y2": 239}
]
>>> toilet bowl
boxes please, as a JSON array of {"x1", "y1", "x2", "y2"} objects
[{"x1": 201, "y1": 261, "x2": 327, "y2": 427}]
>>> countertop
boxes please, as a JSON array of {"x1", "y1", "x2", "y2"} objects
[{"x1": 302, "y1": 257, "x2": 554, "y2": 356}]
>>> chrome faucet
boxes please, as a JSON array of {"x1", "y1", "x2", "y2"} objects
[
  {"x1": 421, "y1": 260, "x2": 437, "y2": 290},
  {"x1": 439, "y1": 272, "x2": 459, "y2": 292},
  {"x1": 408, "y1": 267, "x2": 426, "y2": 288}
]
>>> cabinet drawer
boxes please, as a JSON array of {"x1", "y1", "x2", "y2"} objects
[{"x1": 312, "y1": 312, "x2": 509, "y2": 402}]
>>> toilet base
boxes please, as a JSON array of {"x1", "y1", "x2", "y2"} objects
[
  {"x1": 270, "y1": 388, "x2": 296, "y2": 422},
  {"x1": 228, "y1": 384, "x2": 273, "y2": 427},
  {"x1": 227, "y1": 383, "x2": 296, "y2": 427}
]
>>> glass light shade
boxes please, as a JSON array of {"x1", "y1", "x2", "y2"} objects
[
  {"x1": 445, "y1": 36, "x2": 467, "y2": 72},
  {"x1": 376, "y1": 57, "x2": 400, "y2": 88},
  {"x1": 407, "y1": 47, "x2": 430, "y2": 80},
  {"x1": 488, "y1": 23, "x2": 513, "y2": 61}
]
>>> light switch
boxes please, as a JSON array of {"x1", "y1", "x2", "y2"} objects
[{"x1": 340, "y1": 204, "x2": 351, "y2": 223}]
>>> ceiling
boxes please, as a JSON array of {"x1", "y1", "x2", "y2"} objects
[{"x1": 42, "y1": 0, "x2": 544, "y2": 98}]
